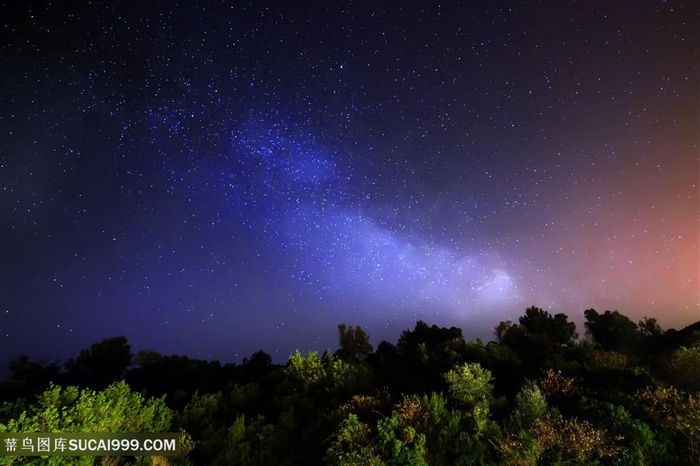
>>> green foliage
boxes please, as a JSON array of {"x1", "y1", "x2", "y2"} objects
[
  {"x1": 330, "y1": 393, "x2": 503, "y2": 466},
  {"x1": 287, "y1": 350, "x2": 326, "y2": 387},
  {"x1": 4, "y1": 309, "x2": 699, "y2": 465},
  {"x1": 511, "y1": 380, "x2": 548, "y2": 430},
  {"x1": 268, "y1": 351, "x2": 374, "y2": 464},
  {"x1": 415, "y1": 393, "x2": 470, "y2": 465},
  {"x1": 177, "y1": 391, "x2": 225, "y2": 436},
  {"x1": 0, "y1": 381, "x2": 176, "y2": 465},
  {"x1": 496, "y1": 429, "x2": 542, "y2": 466},
  {"x1": 444, "y1": 363, "x2": 493, "y2": 433},
  {"x1": 495, "y1": 382, "x2": 551, "y2": 465},
  {"x1": 327, "y1": 408, "x2": 429, "y2": 466},
  {"x1": 229, "y1": 383, "x2": 262, "y2": 412},
  {"x1": 580, "y1": 397, "x2": 666, "y2": 465},
  {"x1": 635, "y1": 385, "x2": 700, "y2": 462},
  {"x1": 532, "y1": 412, "x2": 623, "y2": 465},
  {"x1": 665, "y1": 345, "x2": 700, "y2": 392},
  {"x1": 376, "y1": 413, "x2": 428, "y2": 465},
  {"x1": 326, "y1": 414, "x2": 384, "y2": 466},
  {"x1": 285, "y1": 350, "x2": 371, "y2": 397},
  {"x1": 0, "y1": 381, "x2": 171, "y2": 434},
  {"x1": 445, "y1": 363, "x2": 493, "y2": 407},
  {"x1": 213, "y1": 414, "x2": 275, "y2": 466}
]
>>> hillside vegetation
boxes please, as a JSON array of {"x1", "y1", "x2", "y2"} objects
[{"x1": 1, "y1": 307, "x2": 699, "y2": 465}]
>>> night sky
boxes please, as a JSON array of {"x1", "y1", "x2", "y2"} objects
[{"x1": 1, "y1": 1, "x2": 698, "y2": 368}]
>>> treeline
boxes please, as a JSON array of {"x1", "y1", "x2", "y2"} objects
[{"x1": 1, "y1": 307, "x2": 699, "y2": 465}]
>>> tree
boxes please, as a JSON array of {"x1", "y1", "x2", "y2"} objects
[
  {"x1": 495, "y1": 307, "x2": 578, "y2": 369},
  {"x1": 580, "y1": 397, "x2": 665, "y2": 465},
  {"x1": 337, "y1": 324, "x2": 373, "y2": 360},
  {"x1": 2, "y1": 355, "x2": 62, "y2": 401},
  {"x1": 394, "y1": 321, "x2": 466, "y2": 393},
  {"x1": 636, "y1": 386, "x2": 700, "y2": 462},
  {"x1": 497, "y1": 381, "x2": 550, "y2": 464},
  {"x1": 326, "y1": 408, "x2": 429, "y2": 466},
  {"x1": 666, "y1": 346, "x2": 700, "y2": 392},
  {"x1": 397, "y1": 321, "x2": 464, "y2": 355},
  {"x1": 638, "y1": 316, "x2": 663, "y2": 338},
  {"x1": 519, "y1": 306, "x2": 578, "y2": 346},
  {"x1": 214, "y1": 414, "x2": 276, "y2": 466},
  {"x1": 532, "y1": 413, "x2": 623, "y2": 464},
  {"x1": 8, "y1": 355, "x2": 61, "y2": 383},
  {"x1": 64, "y1": 336, "x2": 132, "y2": 389},
  {"x1": 375, "y1": 413, "x2": 428, "y2": 466},
  {"x1": 0, "y1": 381, "x2": 190, "y2": 464},
  {"x1": 510, "y1": 380, "x2": 548, "y2": 430},
  {"x1": 284, "y1": 350, "x2": 371, "y2": 397},
  {"x1": 240, "y1": 350, "x2": 274, "y2": 383},
  {"x1": 326, "y1": 413, "x2": 383, "y2": 466},
  {"x1": 583, "y1": 309, "x2": 640, "y2": 352},
  {"x1": 7, "y1": 381, "x2": 172, "y2": 432},
  {"x1": 134, "y1": 348, "x2": 163, "y2": 367},
  {"x1": 242, "y1": 350, "x2": 272, "y2": 369},
  {"x1": 494, "y1": 320, "x2": 513, "y2": 344},
  {"x1": 444, "y1": 363, "x2": 494, "y2": 434}
]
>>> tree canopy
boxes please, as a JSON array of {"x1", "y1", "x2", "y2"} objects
[
  {"x1": 337, "y1": 324, "x2": 373, "y2": 360},
  {"x1": 1, "y1": 308, "x2": 698, "y2": 465},
  {"x1": 584, "y1": 309, "x2": 640, "y2": 352}
]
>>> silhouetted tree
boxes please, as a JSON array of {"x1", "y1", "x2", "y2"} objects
[
  {"x1": 239, "y1": 349, "x2": 274, "y2": 384},
  {"x1": 134, "y1": 348, "x2": 163, "y2": 367},
  {"x1": 367, "y1": 340, "x2": 404, "y2": 391},
  {"x1": 5, "y1": 310, "x2": 700, "y2": 464},
  {"x1": 495, "y1": 307, "x2": 578, "y2": 372},
  {"x1": 128, "y1": 352, "x2": 234, "y2": 410},
  {"x1": 519, "y1": 306, "x2": 578, "y2": 346},
  {"x1": 398, "y1": 321, "x2": 464, "y2": 352},
  {"x1": 395, "y1": 321, "x2": 466, "y2": 393},
  {"x1": 494, "y1": 320, "x2": 527, "y2": 349},
  {"x1": 242, "y1": 350, "x2": 272, "y2": 369},
  {"x1": 8, "y1": 355, "x2": 61, "y2": 387},
  {"x1": 0, "y1": 355, "x2": 62, "y2": 403},
  {"x1": 494, "y1": 320, "x2": 513, "y2": 343},
  {"x1": 638, "y1": 316, "x2": 663, "y2": 338},
  {"x1": 336, "y1": 324, "x2": 373, "y2": 360},
  {"x1": 64, "y1": 336, "x2": 132, "y2": 389},
  {"x1": 661, "y1": 321, "x2": 700, "y2": 354},
  {"x1": 584, "y1": 309, "x2": 640, "y2": 352}
]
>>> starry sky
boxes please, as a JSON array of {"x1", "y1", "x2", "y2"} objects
[{"x1": 1, "y1": 1, "x2": 698, "y2": 367}]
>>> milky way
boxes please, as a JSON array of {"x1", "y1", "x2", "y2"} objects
[
  {"x1": 223, "y1": 118, "x2": 518, "y2": 311},
  {"x1": 1, "y1": 1, "x2": 697, "y2": 366}
]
